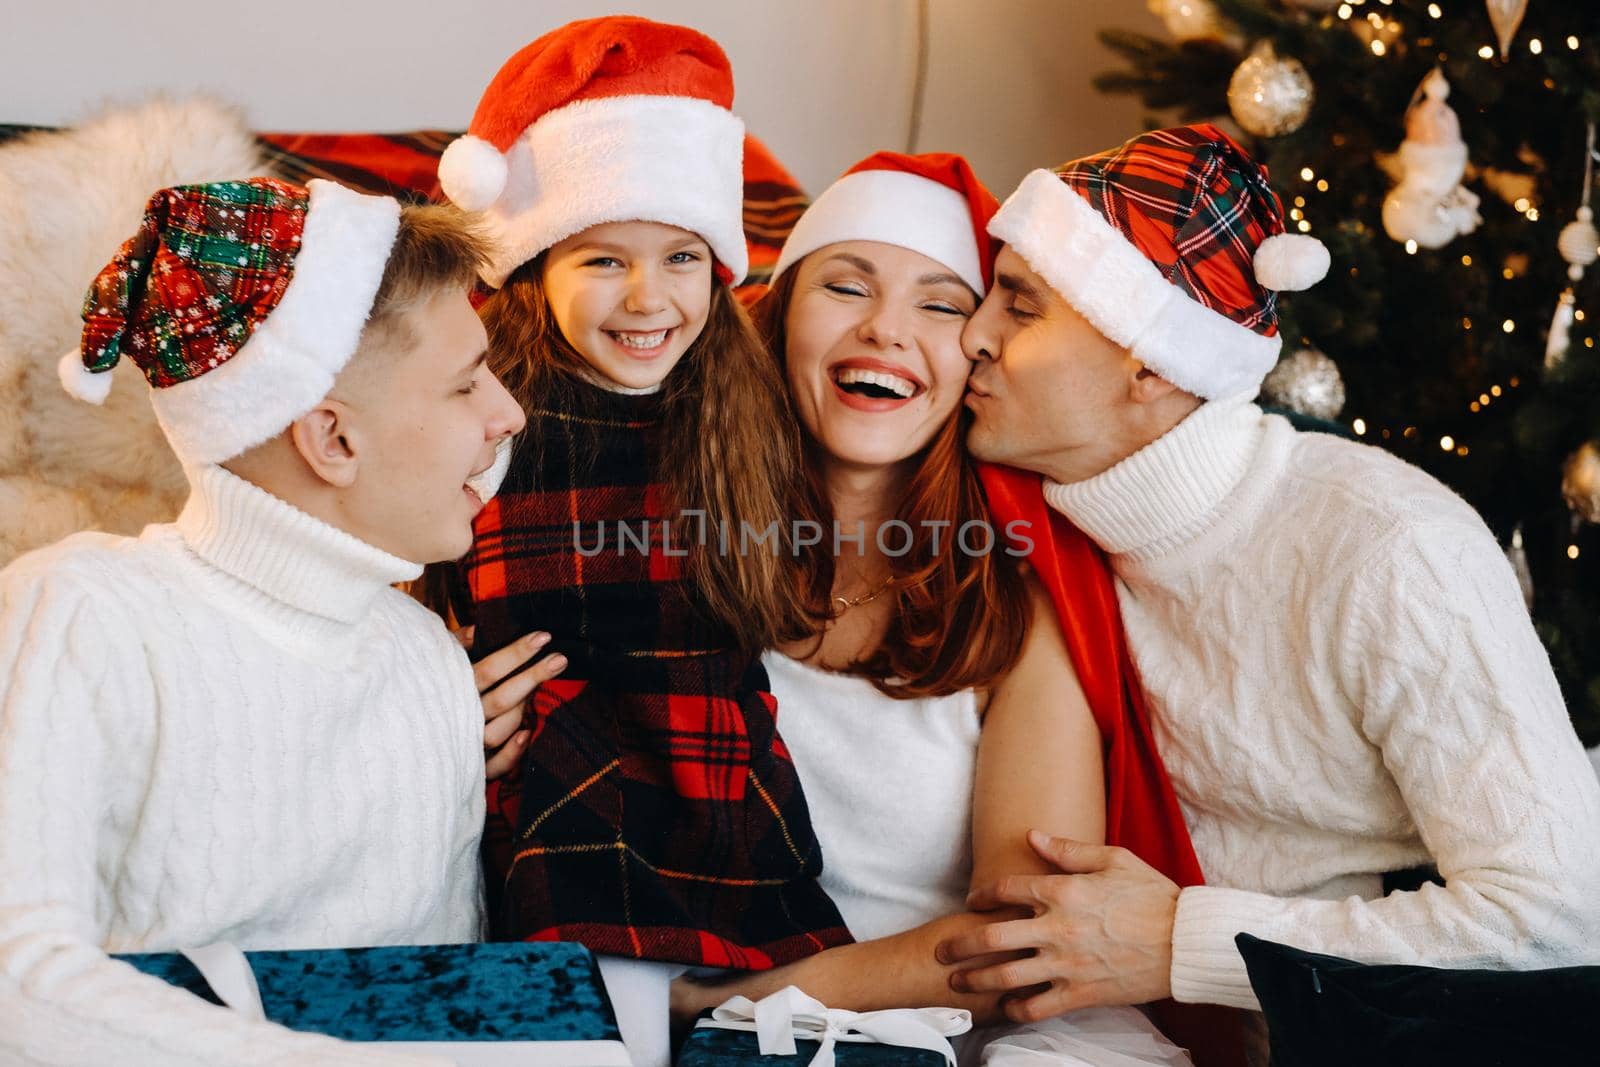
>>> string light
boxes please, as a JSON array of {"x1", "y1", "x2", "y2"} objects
[
  {"x1": 1405, "y1": 239, "x2": 1418, "y2": 254},
  {"x1": 1463, "y1": 316, "x2": 1473, "y2": 330},
  {"x1": 1491, "y1": 385, "x2": 1502, "y2": 396},
  {"x1": 1576, "y1": 310, "x2": 1587, "y2": 322},
  {"x1": 1338, "y1": 4, "x2": 1353, "y2": 19},
  {"x1": 1427, "y1": 2, "x2": 1441, "y2": 16},
  {"x1": 1570, "y1": 545, "x2": 1582, "y2": 560},
  {"x1": 1479, "y1": 392, "x2": 1491, "y2": 405},
  {"x1": 1297, "y1": 219, "x2": 1312, "y2": 232},
  {"x1": 1300, "y1": 167, "x2": 1315, "y2": 181},
  {"x1": 1502, "y1": 266, "x2": 1515, "y2": 279},
  {"x1": 1457, "y1": 445, "x2": 1469, "y2": 456},
  {"x1": 1371, "y1": 39, "x2": 1387, "y2": 56},
  {"x1": 1568, "y1": 36, "x2": 1580, "y2": 50},
  {"x1": 1470, "y1": 401, "x2": 1481, "y2": 412},
  {"x1": 1461, "y1": 254, "x2": 1473, "y2": 266},
  {"x1": 1526, "y1": 208, "x2": 1540, "y2": 221},
  {"x1": 1352, "y1": 418, "x2": 1367, "y2": 435},
  {"x1": 1478, "y1": 45, "x2": 1495, "y2": 59},
  {"x1": 1510, "y1": 376, "x2": 1520, "y2": 387},
  {"x1": 1502, "y1": 319, "x2": 1516, "y2": 333},
  {"x1": 1440, "y1": 436, "x2": 1455, "y2": 451},
  {"x1": 1529, "y1": 38, "x2": 1543, "y2": 55},
  {"x1": 1316, "y1": 179, "x2": 1329, "y2": 192}
]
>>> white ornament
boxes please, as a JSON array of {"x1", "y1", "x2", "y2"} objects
[
  {"x1": 1486, "y1": 0, "x2": 1528, "y2": 61},
  {"x1": 1260, "y1": 348, "x2": 1345, "y2": 420},
  {"x1": 1558, "y1": 205, "x2": 1599, "y2": 280},
  {"x1": 1148, "y1": 0, "x2": 1225, "y2": 42},
  {"x1": 1227, "y1": 43, "x2": 1315, "y2": 138},
  {"x1": 1382, "y1": 69, "x2": 1481, "y2": 249}
]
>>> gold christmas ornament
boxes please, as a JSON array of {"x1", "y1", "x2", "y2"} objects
[
  {"x1": 1485, "y1": 0, "x2": 1529, "y2": 61},
  {"x1": 1227, "y1": 42, "x2": 1315, "y2": 138},
  {"x1": 1260, "y1": 347, "x2": 1346, "y2": 420},
  {"x1": 1563, "y1": 441, "x2": 1600, "y2": 525}
]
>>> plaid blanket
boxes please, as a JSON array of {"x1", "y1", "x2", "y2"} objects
[{"x1": 465, "y1": 384, "x2": 851, "y2": 967}]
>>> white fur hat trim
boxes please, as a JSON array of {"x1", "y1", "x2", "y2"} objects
[
  {"x1": 772, "y1": 169, "x2": 986, "y2": 295},
  {"x1": 456, "y1": 95, "x2": 747, "y2": 288}
]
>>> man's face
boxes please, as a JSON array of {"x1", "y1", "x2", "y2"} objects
[
  {"x1": 960, "y1": 245, "x2": 1139, "y2": 484},
  {"x1": 339, "y1": 288, "x2": 525, "y2": 564}
]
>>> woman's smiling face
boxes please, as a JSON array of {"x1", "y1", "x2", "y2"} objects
[{"x1": 783, "y1": 240, "x2": 977, "y2": 473}]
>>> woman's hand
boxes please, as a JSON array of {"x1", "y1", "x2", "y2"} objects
[{"x1": 455, "y1": 626, "x2": 567, "y2": 778}]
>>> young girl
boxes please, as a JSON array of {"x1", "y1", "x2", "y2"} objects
[{"x1": 427, "y1": 16, "x2": 849, "y2": 1067}]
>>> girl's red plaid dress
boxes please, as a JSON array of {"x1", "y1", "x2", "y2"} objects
[{"x1": 463, "y1": 381, "x2": 851, "y2": 968}]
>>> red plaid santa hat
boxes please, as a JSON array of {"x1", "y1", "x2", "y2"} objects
[
  {"x1": 772, "y1": 150, "x2": 998, "y2": 295},
  {"x1": 61, "y1": 177, "x2": 400, "y2": 466},
  {"x1": 439, "y1": 15, "x2": 747, "y2": 288},
  {"x1": 988, "y1": 123, "x2": 1329, "y2": 399}
]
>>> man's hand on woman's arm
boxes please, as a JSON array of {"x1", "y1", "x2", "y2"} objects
[{"x1": 938, "y1": 830, "x2": 1179, "y2": 1022}]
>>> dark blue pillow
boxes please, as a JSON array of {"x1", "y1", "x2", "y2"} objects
[{"x1": 1236, "y1": 933, "x2": 1600, "y2": 1066}]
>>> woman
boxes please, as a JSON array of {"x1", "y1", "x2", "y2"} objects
[{"x1": 666, "y1": 152, "x2": 1193, "y2": 1066}]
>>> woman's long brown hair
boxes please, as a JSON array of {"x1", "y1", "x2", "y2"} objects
[
  {"x1": 751, "y1": 267, "x2": 1030, "y2": 699},
  {"x1": 415, "y1": 255, "x2": 819, "y2": 653}
]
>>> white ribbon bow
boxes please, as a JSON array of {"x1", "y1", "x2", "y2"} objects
[
  {"x1": 180, "y1": 942, "x2": 267, "y2": 1019},
  {"x1": 697, "y1": 986, "x2": 971, "y2": 1067}
]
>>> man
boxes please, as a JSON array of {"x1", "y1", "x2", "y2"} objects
[
  {"x1": 0, "y1": 178, "x2": 523, "y2": 1064},
  {"x1": 939, "y1": 125, "x2": 1600, "y2": 1029}
]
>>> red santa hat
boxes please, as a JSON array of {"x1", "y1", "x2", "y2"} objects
[
  {"x1": 439, "y1": 16, "x2": 748, "y2": 288},
  {"x1": 61, "y1": 177, "x2": 399, "y2": 466},
  {"x1": 772, "y1": 151, "x2": 998, "y2": 295},
  {"x1": 988, "y1": 124, "x2": 1330, "y2": 399}
]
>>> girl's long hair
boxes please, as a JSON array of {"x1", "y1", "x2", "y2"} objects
[
  {"x1": 750, "y1": 267, "x2": 1030, "y2": 699},
  {"x1": 415, "y1": 255, "x2": 819, "y2": 652}
]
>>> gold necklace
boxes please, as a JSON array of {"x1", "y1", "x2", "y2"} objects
[{"x1": 832, "y1": 574, "x2": 895, "y2": 612}]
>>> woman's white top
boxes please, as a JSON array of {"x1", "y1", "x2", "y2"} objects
[{"x1": 761, "y1": 651, "x2": 980, "y2": 941}]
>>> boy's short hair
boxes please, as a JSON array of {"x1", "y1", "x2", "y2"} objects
[{"x1": 360, "y1": 204, "x2": 490, "y2": 351}]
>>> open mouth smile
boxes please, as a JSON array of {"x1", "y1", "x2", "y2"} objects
[{"x1": 828, "y1": 359, "x2": 927, "y2": 411}]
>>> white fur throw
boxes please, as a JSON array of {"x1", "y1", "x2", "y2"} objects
[{"x1": 0, "y1": 97, "x2": 266, "y2": 565}]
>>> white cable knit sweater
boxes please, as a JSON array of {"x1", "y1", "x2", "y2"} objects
[
  {"x1": 1044, "y1": 398, "x2": 1600, "y2": 1012},
  {"x1": 0, "y1": 465, "x2": 485, "y2": 1066}
]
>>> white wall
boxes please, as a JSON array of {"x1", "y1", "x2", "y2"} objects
[{"x1": 2, "y1": 0, "x2": 1166, "y2": 196}]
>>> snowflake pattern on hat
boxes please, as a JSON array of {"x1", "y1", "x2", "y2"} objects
[{"x1": 79, "y1": 178, "x2": 308, "y2": 389}]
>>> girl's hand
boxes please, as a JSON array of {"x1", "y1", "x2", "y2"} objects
[{"x1": 456, "y1": 627, "x2": 568, "y2": 778}]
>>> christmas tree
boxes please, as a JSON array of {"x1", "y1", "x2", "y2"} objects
[{"x1": 1099, "y1": 0, "x2": 1600, "y2": 742}]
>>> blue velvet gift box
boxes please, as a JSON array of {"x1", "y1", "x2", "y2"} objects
[
  {"x1": 675, "y1": 1025, "x2": 948, "y2": 1066},
  {"x1": 115, "y1": 941, "x2": 629, "y2": 1065}
]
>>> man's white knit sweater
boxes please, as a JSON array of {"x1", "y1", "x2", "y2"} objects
[
  {"x1": 1044, "y1": 397, "x2": 1600, "y2": 1011},
  {"x1": 0, "y1": 464, "x2": 485, "y2": 1065}
]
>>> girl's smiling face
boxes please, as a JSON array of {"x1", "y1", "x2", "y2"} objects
[{"x1": 541, "y1": 220, "x2": 714, "y2": 390}]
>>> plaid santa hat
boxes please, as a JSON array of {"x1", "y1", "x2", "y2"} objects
[
  {"x1": 440, "y1": 15, "x2": 747, "y2": 288},
  {"x1": 772, "y1": 150, "x2": 999, "y2": 295},
  {"x1": 61, "y1": 177, "x2": 400, "y2": 466},
  {"x1": 989, "y1": 123, "x2": 1330, "y2": 399}
]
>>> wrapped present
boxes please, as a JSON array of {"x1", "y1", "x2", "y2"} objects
[
  {"x1": 676, "y1": 987, "x2": 967, "y2": 1067},
  {"x1": 116, "y1": 941, "x2": 629, "y2": 1066}
]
